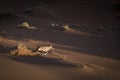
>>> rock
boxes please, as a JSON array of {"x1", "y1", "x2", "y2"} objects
[{"x1": 36, "y1": 45, "x2": 53, "y2": 55}]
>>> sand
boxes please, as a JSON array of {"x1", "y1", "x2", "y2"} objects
[{"x1": 0, "y1": 0, "x2": 120, "y2": 80}]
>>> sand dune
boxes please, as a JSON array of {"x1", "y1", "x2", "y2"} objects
[
  {"x1": 0, "y1": 0, "x2": 120, "y2": 80},
  {"x1": 0, "y1": 19, "x2": 120, "y2": 80},
  {"x1": 0, "y1": 36, "x2": 120, "y2": 80},
  {"x1": 0, "y1": 49, "x2": 120, "y2": 80}
]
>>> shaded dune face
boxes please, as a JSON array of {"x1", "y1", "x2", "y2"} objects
[
  {"x1": 0, "y1": 0, "x2": 55, "y2": 12},
  {"x1": 0, "y1": 0, "x2": 119, "y2": 26}
]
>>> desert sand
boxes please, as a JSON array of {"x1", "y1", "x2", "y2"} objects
[{"x1": 0, "y1": 0, "x2": 120, "y2": 80}]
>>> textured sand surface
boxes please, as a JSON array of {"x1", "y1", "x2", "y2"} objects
[{"x1": 0, "y1": 0, "x2": 120, "y2": 80}]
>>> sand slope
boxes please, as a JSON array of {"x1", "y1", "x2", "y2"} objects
[
  {"x1": 0, "y1": 36, "x2": 120, "y2": 80},
  {"x1": 0, "y1": 0, "x2": 120, "y2": 80}
]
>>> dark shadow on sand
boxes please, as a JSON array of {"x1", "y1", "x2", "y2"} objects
[
  {"x1": 0, "y1": 45, "x2": 14, "y2": 54},
  {"x1": 55, "y1": 45, "x2": 120, "y2": 60},
  {"x1": 10, "y1": 56, "x2": 78, "y2": 67}
]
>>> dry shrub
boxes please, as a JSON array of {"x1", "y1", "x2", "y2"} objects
[{"x1": 10, "y1": 43, "x2": 38, "y2": 56}]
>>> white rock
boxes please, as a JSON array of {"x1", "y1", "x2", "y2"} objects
[{"x1": 36, "y1": 45, "x2": 53, "y2": 55}]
